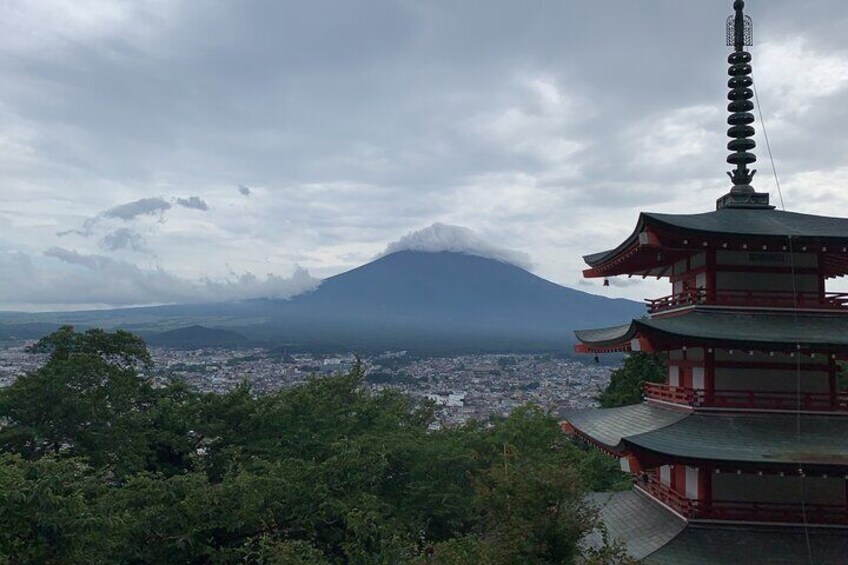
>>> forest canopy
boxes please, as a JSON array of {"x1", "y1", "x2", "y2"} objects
[{"x1": 0, "y1": 327, "x2": 629, "y2": 564}]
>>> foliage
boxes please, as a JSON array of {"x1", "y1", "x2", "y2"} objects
[
  {"x1": 596, "y1": 353, "x2": 666, "y2": 408},
  {"x1": 837, "y1": 362, "x2": 848, "y2": 392},
  {"x1": 0, "y1": 327, "x2": 626, "y2": 563}
]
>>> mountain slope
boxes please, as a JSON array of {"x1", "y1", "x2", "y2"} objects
[
  {"x1": 280, "y1": 251, "x2": 641, "y2": 328},
  {"x1": 145, "y1": 325, "x2": 250, "y2": 349},
  {"x1": 253, "y1": 251, "x2": 645, "y2": 351}
]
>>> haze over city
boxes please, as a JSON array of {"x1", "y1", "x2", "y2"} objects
[{"x1": 3, "y1": 0, "x2": 848, "y2": 311}]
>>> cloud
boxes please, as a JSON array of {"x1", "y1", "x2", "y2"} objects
[
  {"x1": 175, "y1": 196, "x2": 210, "y2": 211},
  {"x1": 0, "y1": 248, "x2": 319, "y2": 308},
  {"x1": 381, "y1": 223, "x2": 533, "y2": 271},
  {"x1": 99, "y1": 228, "x2": 147, "y2": 252},
  {"x1": 756, "y1": 37, "x2": 848, "y2": 118},
  {"x1": 59, "y1": 196, "x2": 207, "y2": 240},
  {"x1": 58, "y1": 197, "x2": 174, "y2": 237},
  {"x1": 103, "y1": 197, "x2": 172, "y2": 220},
  {"x1": 6, "y1": 1, "x2": 848, "y2": 308}
]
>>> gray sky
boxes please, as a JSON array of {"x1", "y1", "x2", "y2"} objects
[{"x1": 3, "y1": 0, "x2": 848, "y2": 310}]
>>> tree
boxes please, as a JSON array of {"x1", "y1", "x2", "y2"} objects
[
  {"x1": 0, "y1": 326, "x2": 154, "y2": 468},
  {"x1": 596, "y1": 353, "x2": 665, "y2": 408},
  {"x1": 837, "y1": 362, "x2": 848, "y2": 392},
  {"x1": 0, "y1": 328, "x2": 628, "y2": 563}
]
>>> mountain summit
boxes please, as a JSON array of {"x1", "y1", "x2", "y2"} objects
[{"x1": 260, "y1": 250, "x2": 645, "y2": 352}]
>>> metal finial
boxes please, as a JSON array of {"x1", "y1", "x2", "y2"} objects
[
  {"x1": 717, "y1": 0, "x2": 772, "y2": 210},
  {"x1": 727, "y1": 1, "x2": 753, "y2": 50}
]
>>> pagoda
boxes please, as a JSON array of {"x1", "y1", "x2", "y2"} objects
[{"x1": 563, "y1": 2, "x2": 848, "y2": 562}]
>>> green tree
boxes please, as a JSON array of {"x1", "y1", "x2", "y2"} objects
[
  {"x1": 596, "y1": 353, "x2": 665, "y2": 408},
  {"x1": 0, "y1": 326, "x2": 154, "y2": 469},
  {"x1": 837, "y1": 362, "x2": 848, "y2": 392},
  {"x1": 0, "y1": 454, "x2": 113, "y2": 563},
  {"x1": 0, "y1": 328, "x2": 628, "y2": 564}
]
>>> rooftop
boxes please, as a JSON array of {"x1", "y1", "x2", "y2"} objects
[
  {"x1": 564, "y1": 404, "x2": 848, "y2": 467},
  {"x1": 590, "y1": 490, "x2": 848, "y2": 564},
  {"x1": 574, "y1": 309, "x2": 848, "y2": 351},
  {"x1": 583, "y1": 209, "x2": 848, "y2": 278}
]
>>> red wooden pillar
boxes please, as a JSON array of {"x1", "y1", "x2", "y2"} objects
[
  {"x1": 706, "y1": 249, "x2": 717, "y2": 302},
  {"x1": 828, "y1": 355, "x2": 838, "y2": 409},
  {"x1": 704, "y1": 348, "x2": 716, "y2": 405},
  {"x1": 673, "y1": 464, "x2": 687, "y2": 496},
  {"x1": 698, "y1": 466, "x2": 712, "y2": 518}
]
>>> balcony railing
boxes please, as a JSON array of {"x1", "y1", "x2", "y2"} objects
[
  {"x1": 699, "y1": 500, "x2": 848, "y2": 526},
  {"x1": 643, "y1": 382, "x2": 848, "y2": 412},
  {"x1": 637, "y1": 475, "x2": 696, "y2": 518},
  {"x1": 639, "y1": 475, "x2": 848, "y2": 525},
  {"x1": 646, "y1": 289, "x2": 848, "y2": 314}
]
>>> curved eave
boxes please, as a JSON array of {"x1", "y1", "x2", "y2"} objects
[
  {"x1": 574, "y1": 323, "x2": 637, "y2": 351},
  {"x1": 583, "y1": 209, "x2": 848, "y2": 278},
  {"x1": 645, "y1": 523, "x2": 848, "y2": 564},
  {"x1": 586, "y1": 491, "x2": 686, "y2": 562},
  {"x1": 583, "y1": 215, "x2": 680, "y2": 279},
  {"x1": 644, "y1": 208, "x2": 848, "y2": 241},
  {"x1": 583, "y1": 215, "x2": 647, "y2": 268},
  {"x1": 561, "y1": 404, "x2": 689, "y2": 454},
  {"x1": 575, "y1": 310, "x2": 848, "y2": 353},
  {"x1": 623, "y1": 412, "x2": 848, "y2": 468}
]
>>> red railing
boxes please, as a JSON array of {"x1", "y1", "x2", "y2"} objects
[
  {"x1": 643, "y1": 383, "x2": 848, "y2": 412},
  {"x1": 643, "y1": 382, "x2": 697, "y2": 405},
  {"x1": 637, "y1": 475, "x2": 696, "y2": 518},
  {"x1": 639, "y1": 475, "x2": 848, "y2": 525},
  {"x1": 699, "y1": 500, "x2": 848, "y2": 526},
  {"x1": 646, "y1": 289, "x2": 848, "y2": 314}
]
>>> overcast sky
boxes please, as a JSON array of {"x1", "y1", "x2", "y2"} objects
[{"x1": 3, "y1": 0, "x2": 848, "y2": 311}]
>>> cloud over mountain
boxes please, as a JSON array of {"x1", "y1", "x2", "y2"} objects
[{"x1": 382, "y1": 224, "x2": 533, "y2": 271}]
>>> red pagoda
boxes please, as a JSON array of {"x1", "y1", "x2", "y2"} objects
[{"x1": 564, "y1": 2, "x2": 848, "y2": 562}]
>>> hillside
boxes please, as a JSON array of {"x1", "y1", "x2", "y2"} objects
[
  {"x1": 252, "y1": 251, "x2": 645, "y2": 352},
  {"x1": 145, "y1": 325, "x2": 250, "y2": 349}
]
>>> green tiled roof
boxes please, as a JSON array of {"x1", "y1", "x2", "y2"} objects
[
  {"x1": 562, "y1": 404, "x2": 688, "y2": 450},
  {"x1": 564, "y1": 405, "x2": 848, "y2": 466},
  {"x1": 626, "y1": 412, "x2": 848, "y2": 467},
  {"x1": 573, "y1": 323, "x2": 634, "y2": 347},
  {"x1": 588, "y1": 491, "x2": 848, "y2": 564},
  {"x1": 575, "y1": 309, "x2": 848, "y2": 350},
  {"x1": 646, "y1": 524, "x2": 848, "y2": 565},
  {"x1": 585, "y1": 491, "x2": 686, "y2": 560},
  {"x1": 584, "y1": 208, "x2": 848, "y2": 267},
  {"x1": 645, "y1": 208, "x2": 848, "y2": 239}
]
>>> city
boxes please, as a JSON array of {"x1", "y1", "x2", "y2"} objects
[{"x1": 0, "y1": 342, "x2": 612, "y2": 426}]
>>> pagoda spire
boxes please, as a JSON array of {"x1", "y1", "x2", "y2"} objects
[{"x1": 716, "y1": 0, "x2": 773, "y2": 210}]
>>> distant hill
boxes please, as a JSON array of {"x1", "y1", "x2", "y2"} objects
[
  {"x1": 0, "y1": 322, "x2": 61, "y2": 342},
  {"x1": 0, "y1": 251, "x2": 645, "y2": 353},
  {"x1": 145, "y1": 325, "x2": 250, "y2": 349}
]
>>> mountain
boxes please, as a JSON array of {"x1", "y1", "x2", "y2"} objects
[
  {"x1": 0, "y1": 251, "x2": 646, "y2": 353},
  {"x1": 252, "y1": 251, "x2": 645, "y2": 352},
  {"x1": 145, "y1": 325, "x2": 251, "y2": 349}
]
